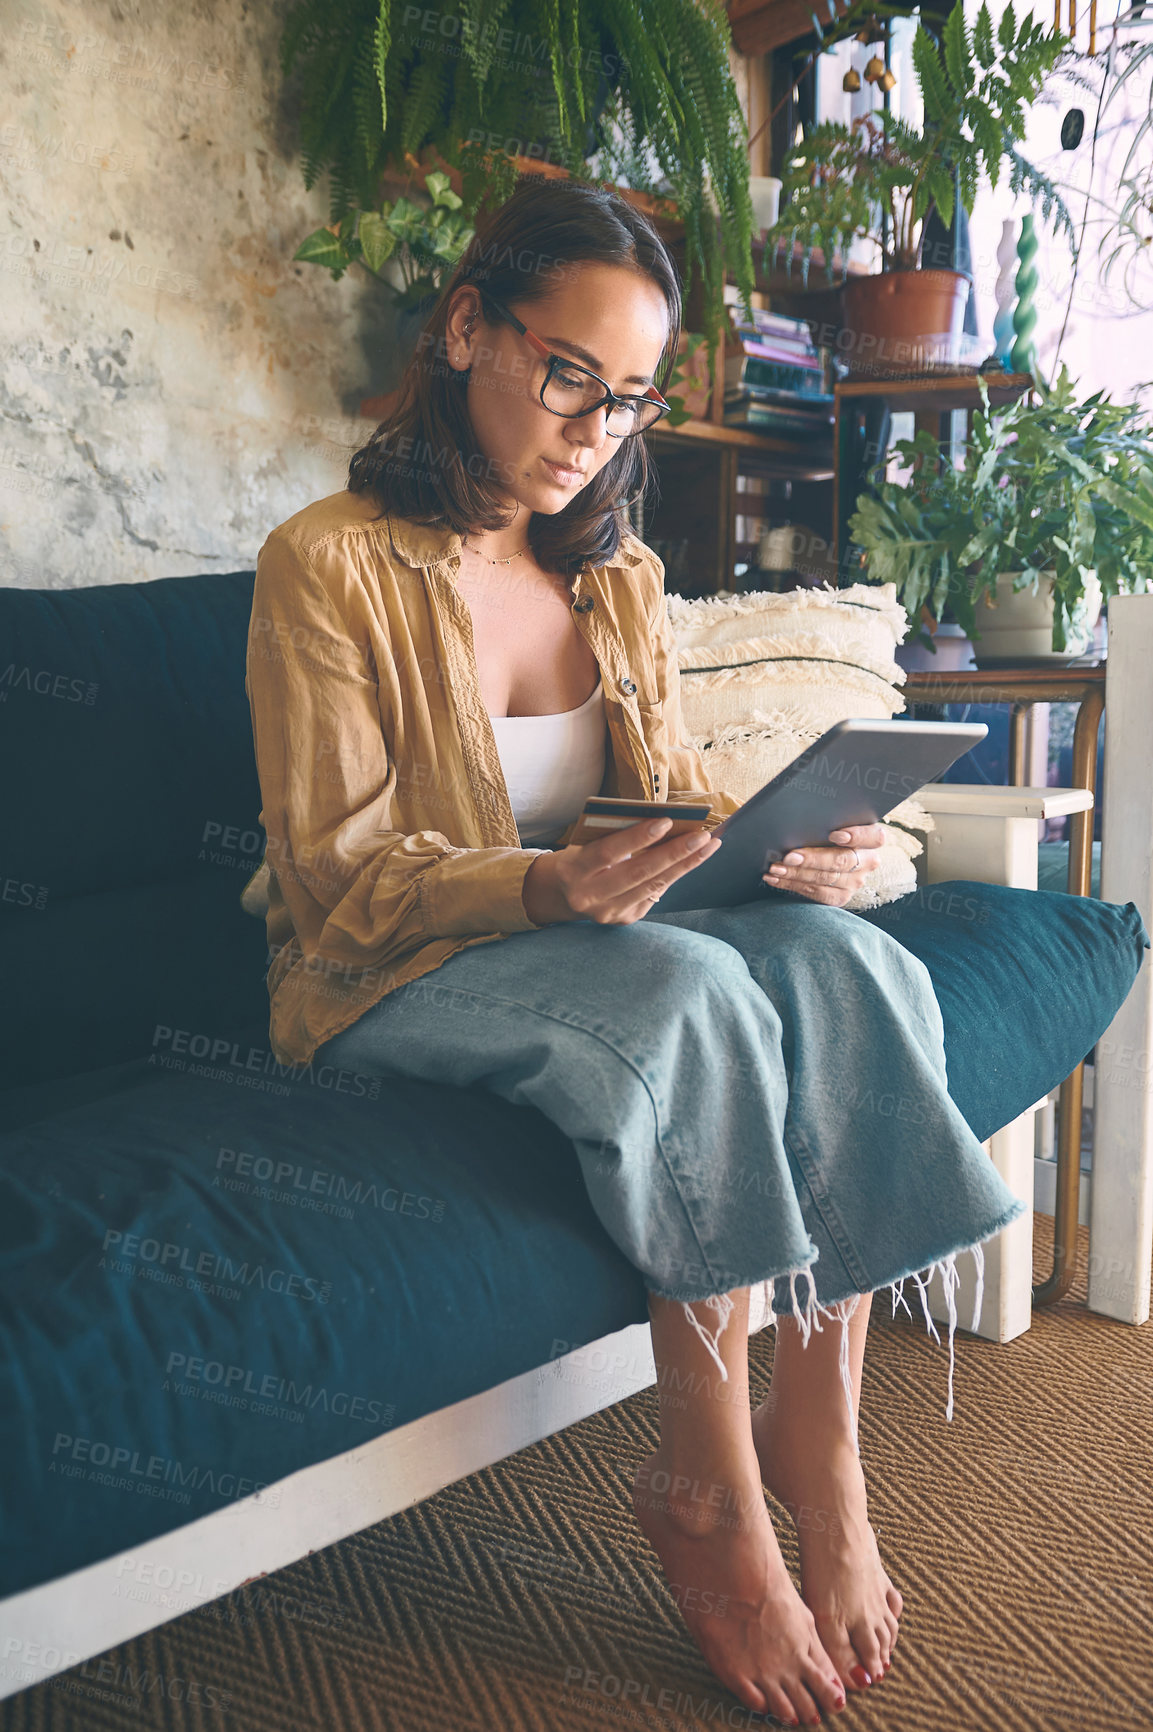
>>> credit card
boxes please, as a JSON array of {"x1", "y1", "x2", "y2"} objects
[{"x1": 567, "y1": 795, "x2": 713, "y2": 846}]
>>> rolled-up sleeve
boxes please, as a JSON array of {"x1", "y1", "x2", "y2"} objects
[{"x1": 246, "y1": 532, "x2": 545, "y2": 976}]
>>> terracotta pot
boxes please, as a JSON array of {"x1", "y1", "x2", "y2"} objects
[
  {"x1": 840, "y1": 269, "x2": 971, "y2": 378},
  {"x1": 971, "y1": 571, "x2": 1103, "y2": 667},
  {"x1": 387, "y1": 149, "x2": 680, "y2": 230}
]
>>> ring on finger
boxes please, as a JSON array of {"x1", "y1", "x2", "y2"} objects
[{"x1": 849, "y1": 848, "x2": 861, "y2": 872}]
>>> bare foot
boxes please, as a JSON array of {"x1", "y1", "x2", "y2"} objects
[
  {"x1": 751, "y1": 1400, "x2": 902, "y2": 1695},
  {"x1": 632, "y1": 1448, "x2": 847, "y2": 1726}
]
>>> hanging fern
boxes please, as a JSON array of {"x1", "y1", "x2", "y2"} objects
[{"x1": 279, "y1": 0, "x2": 755, "y2": 355}]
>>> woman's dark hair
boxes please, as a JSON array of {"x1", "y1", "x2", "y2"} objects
[{"x1": 347, "y1": 176, "x2": 682, "y2": 577}]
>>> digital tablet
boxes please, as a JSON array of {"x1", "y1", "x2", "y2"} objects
[{"x1": 639, "y1": 717, "x2": 987, "y2": 917}]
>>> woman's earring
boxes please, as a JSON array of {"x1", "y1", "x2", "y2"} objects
[{"x1": 454, "y1": 314, "x2": 477, "y2": 370}]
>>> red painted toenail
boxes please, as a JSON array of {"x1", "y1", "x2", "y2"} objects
[{"x1": 850, "y1": 1665, "x2": 871, "y2": 1687}]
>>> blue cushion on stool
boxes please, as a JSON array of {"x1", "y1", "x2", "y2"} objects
[{"x1": 855, "y1": 880, "x2": 1149, "y2": 1142}]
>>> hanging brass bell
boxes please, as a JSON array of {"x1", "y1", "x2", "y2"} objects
[
  {"x1": 864, "y1": 55, "x2": 885, "y2": 83},
  {"x1": 843, "y1": 68, "x2": 862, "y2": 92},
  {"x1": 879, "y1": 68, "x2": 897, "y2": 92}
]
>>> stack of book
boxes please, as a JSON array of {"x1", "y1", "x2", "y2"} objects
[{"x1": 723, "y1": 309, "x2": 834, "y2": 441}]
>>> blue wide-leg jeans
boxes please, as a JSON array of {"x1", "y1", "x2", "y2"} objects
[{"x1": 315, "y1": 893, "x2": 1024, "y2": 1405}]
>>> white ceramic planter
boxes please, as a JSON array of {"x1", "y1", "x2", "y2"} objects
[{"x1": 971, "y1": 571, "x2": 1103, "y2": 666}]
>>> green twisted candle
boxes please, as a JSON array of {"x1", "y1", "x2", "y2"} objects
[{"x1": 1011, "y1": 214, "x2": 1038, "y2": 376}]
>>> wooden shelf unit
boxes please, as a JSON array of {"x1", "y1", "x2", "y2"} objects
[
  {"x1": 644, "y1": 416, "x2": 834, "y2": 598},
  {"x1": 650, "y1": 415, "x2": 833, "y2": 470},
  {"x1": 643, "y1": 368, "x2": 1034, "y2": 600},
  {"x1": 835, "y1": 371, "x2": 1035, "y2": 414}
]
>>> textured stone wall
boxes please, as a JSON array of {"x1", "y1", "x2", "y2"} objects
[{"x1": 2, "y1": 0, "x2": 401, "y2": 589}]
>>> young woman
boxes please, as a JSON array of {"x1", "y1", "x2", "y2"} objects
[{"x1": 247, "y1": 178, "x2": 1023, "y2": 1726}]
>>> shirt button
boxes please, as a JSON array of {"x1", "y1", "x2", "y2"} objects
[
  {"x1": 574, "y1": 595, "x2": 594, "y2": 613},
  {"x1": 620, "y1": 677, "x2": 637, "y2": 695}
]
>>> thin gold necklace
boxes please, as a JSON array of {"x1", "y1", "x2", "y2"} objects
[{"x1": 462, "y1": 539, "x2": 531, "y2": 567}]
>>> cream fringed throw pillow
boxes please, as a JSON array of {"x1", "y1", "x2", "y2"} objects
[{"x1": 666, "y1": 581, "x2": 932, "y2": 911}]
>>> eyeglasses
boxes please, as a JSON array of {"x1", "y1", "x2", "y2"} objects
[{"x1": 478, "y1": 291, "x2": 671, "y2": 439}]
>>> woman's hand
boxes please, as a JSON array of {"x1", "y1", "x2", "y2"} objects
[
  {"x1": 762, "y1": 824, "x2": 885, "y2": 908},
  {"x1": 523, "y1": 817, "x2": 722, "y2": 926}
]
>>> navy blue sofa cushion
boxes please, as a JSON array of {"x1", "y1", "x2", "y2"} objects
[
  {"x1": 0, "y1": 879, "x2": 1145, "y2": 1601},
  {"x1": 0, "y1": 1043, "x2": 650, "y2": 1600},
  {"x1": 856, "y1": 880, "x2": 1148, "y2": 1139},
  {"x1": 1, "y1": 571, "x2": 267, "y2": 1091},
  {"x1": 0, "y1": 873, "x2": 270, "y2": 1090},
  {"x1": 1037, "y1": 839, "x2": 1102, "y2": 898},
  {"x1": 0, "y1": 572, "x2": 262, "y2": 903}
]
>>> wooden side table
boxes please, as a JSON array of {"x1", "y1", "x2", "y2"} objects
[
  {"x1": 903, "y1": 665, "x2": 1105, "y2": 895},
  {"x1": 903, "y1": 665, "x2": 1107, "y2": 1308}
]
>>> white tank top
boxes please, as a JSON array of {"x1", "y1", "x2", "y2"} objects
[{"x1": 488, "y1": 677, "x2": 607, "y2": 846}]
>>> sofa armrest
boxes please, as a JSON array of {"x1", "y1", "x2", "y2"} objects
[{"x1": 916, "y1": 784, "x2": 1094, "y2": 891}]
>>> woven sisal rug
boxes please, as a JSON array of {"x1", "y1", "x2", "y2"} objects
[{"x1": 3, "y1": 1215, "x2": 1150, "y2": 1732}]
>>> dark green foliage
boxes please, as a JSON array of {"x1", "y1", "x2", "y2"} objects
[
  {"x1": 294, "y1": 169, "x2": 475, "y2": 309},
  {"x1": 1005, "y1": 147, "x2": 1074, "y2": 242},
  {"x1": 279, "y1": 0, "x2": 756, "y2": 354},
  {"x1": 767, "y1": 0, "x2": 1069, "y2": 276},
  {"x1": 848, "y1": 367, "x2": 1153, "y2": 649}
]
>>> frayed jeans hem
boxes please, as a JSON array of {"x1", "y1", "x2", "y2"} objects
[{"x1": 646, "y1": 1197, "x2": 1026, "y2": 1443}]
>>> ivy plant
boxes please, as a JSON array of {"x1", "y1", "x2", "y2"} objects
[
  {"x1": 662, "y1": 332, "x2": 708, "y2": 427},
  {"x1": 294, "y1": 169, "x2": 474, "y2": 309}
]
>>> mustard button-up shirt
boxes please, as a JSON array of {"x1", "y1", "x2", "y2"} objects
[{"x1": 245, "y1": 488, "x2": 741, "y2": 1065}]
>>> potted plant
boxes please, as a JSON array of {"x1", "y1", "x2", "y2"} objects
[
  {"x1": 848, "y1": 367, "x2": 1153, "y2": 664},
  {"x1": 294, "y1": 168, "x2": 474, "y2": 310},
  {"x1": 764, "y1": 0, "x2": 1072, "y2": 370},
  {"x1": 278, "y1": 0, "x2": 757, "y2": 359},
  {"x1": 293, "y1": 164, "x2": 478, "y2": 418}
]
